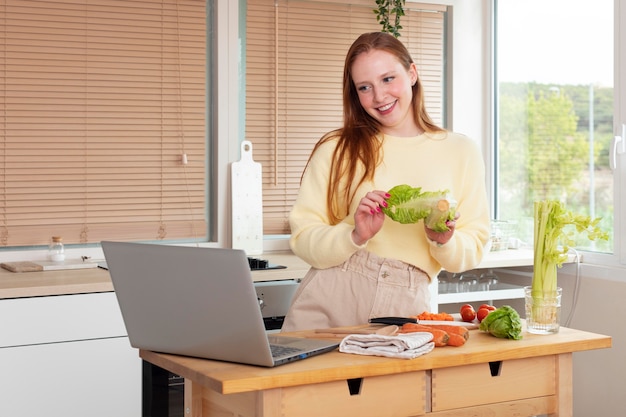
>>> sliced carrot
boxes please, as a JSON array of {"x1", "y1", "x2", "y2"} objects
[{"x1": 414, "y1": 311, "x2": 455, "y2": 321}]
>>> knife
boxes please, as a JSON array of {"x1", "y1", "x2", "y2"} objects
[
  {"x1": 370, "y1": 316, "x2": 479, "y2": 329},
  {"x1": 369, "y1": 316, "x2": 418, "y2": 325}
]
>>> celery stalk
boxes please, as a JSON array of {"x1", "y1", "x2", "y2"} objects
[{"x1": 532, "y1": 200, "x2": 608, "y2": 298}]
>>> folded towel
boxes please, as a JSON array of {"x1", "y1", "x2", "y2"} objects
[{"x1": 339, "y1": 332, "x2": 435, "y2": 359}]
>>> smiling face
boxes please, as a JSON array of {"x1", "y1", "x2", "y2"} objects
[{"x1": 350, "y1": 49, "x2": 420, "y2": 137}]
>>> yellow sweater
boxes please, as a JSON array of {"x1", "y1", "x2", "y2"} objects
[{"x1": 288, "y1": 132, "x2": 491, "y2": 279}]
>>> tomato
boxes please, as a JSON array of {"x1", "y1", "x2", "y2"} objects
[
  {"x1": 460, "y1": 306, "x2": 476, "y2": 322},
  {"x1": 479, "y1": 304, "x2": 496, "y2": 312},
  {"x1": 476, "y1": 307, "x2": 492, "y2": 323},
  {"x1": 459, "y1": 304, "x2": 476, "y2": 322}
]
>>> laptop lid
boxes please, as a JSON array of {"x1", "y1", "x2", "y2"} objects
[{"x1": 101, "y1": 241, "x2": 337, "y2": 367}]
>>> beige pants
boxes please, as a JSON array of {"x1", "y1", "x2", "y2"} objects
[{"x1": 281, "y1": 250, "x2": 431, "y2": 332}]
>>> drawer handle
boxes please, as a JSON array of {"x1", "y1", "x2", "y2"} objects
[
  {"x1": 489, "y1": 361, "x2": 502, "y2": 377},
  {"x1": 347, "y1": 378, "x2": 363, "y2": 395}
]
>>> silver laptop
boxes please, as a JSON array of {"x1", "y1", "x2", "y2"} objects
[{"x1": 101, "y1": 241, "x2": 338, "y2": 367}]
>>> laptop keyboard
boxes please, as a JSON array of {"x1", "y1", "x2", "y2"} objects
[{"x1": 270, "y1": 344, "x2": 303, "y2": 358}]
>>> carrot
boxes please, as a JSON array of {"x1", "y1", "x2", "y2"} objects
[
  {"x1": 446, "y1": 333, "x2": 467, "y2": 347},
  {"x1": 414, "y1": 311, "x2": 454, "y2": 321},
  {"x1": 399, "y1": 323, "x2": 449, "y2": 347},
  {"x1": 418, "y1": 324, "x2": 470, "y2": 341},
  {"x1": 400, "y1": 323, "x2": 469, "y2": 347}
]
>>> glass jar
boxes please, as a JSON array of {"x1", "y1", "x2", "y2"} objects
[{"x1": 48, "y1": 236, "x2": 65, "y2": 262}]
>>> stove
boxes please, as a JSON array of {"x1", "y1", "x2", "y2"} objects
[{"x1": 254, "y1": 279, "x2": 300, "y2": 331}]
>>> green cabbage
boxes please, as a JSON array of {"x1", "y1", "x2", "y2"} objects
[
  {"x1": 381, "y1": 184, "x2": 456, "y2": 232},
  {"x1": 479, "y1": 305, "x2": 523, "y2": 340}
]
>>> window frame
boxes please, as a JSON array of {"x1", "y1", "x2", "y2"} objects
[
  {"x1": 490, "y1": 0, "x2": 626, "y2": 270},
  {"x1": 0, "y1": 0, "x2": 212, "y2": 250}
]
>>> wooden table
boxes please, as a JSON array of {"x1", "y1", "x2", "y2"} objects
[{"x1": 140, "y1": 325, "x2": 611, "y2": 417}]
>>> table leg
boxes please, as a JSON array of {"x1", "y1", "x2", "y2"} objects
[
  {"x1": 553, "y1": 353, "x2": 573, "y2": 417},
  {"x1": 142, "y1": 361, "x2": 170, "y2": 417},
  {"x1": 184, "y1": 379, "x2": 203, "y2": 417}
]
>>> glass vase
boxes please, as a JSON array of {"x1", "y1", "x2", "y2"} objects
[{"x1": 524, "y1": 286, "x2": 562, "y2": 334}]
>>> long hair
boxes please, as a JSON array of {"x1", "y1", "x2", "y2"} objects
[{"x1": 307, "y1": 32, "x2": 443, "y2": 224}]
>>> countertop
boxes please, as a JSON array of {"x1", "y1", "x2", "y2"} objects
[
  {"x1": 140, "y1": 324, "x2": 611, "y2": 395},
  {"x1": 0, "y1": 249, "x2": 536, "y2": 300},
  {"x1": 0, "y1": 251, "x2": 310, "y2": 300}
]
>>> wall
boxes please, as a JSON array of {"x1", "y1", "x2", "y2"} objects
[{"x1": 567, "y1": 264, "x2": 626, "y2": 416}]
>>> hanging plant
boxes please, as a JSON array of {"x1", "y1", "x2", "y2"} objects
[{"x1": 373, "y1": 0, "x2": 406, "y2": 38}]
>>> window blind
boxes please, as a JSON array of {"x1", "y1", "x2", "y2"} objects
[
  {"x1": 0, "y1": 0, "x2": 207, "y2": 247},
  {"x1": 246, "y1": 0, "x2": 446, "y2": 235}
]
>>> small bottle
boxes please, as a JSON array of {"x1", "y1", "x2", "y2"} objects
[{"x1": 49, "y1": 236, "x2": 65, "y2": 262}]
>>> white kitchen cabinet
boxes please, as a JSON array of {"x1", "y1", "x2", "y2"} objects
[{"x1": 0, "y1": 292, "x2": 141, "y2": 417}]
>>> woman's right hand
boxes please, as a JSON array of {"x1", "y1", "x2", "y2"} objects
[{"x1": 351, "y1": 191, "x2": 390, "y2": 246}]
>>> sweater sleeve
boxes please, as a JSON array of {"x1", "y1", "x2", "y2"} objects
[
  {"x1": 288, "y1": 140, "x2": 365, "y2": 269},
  {"x1": 426, "y1": 136, "x2": 491, "y2": 273}
]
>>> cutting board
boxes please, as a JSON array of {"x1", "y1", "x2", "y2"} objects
[
  {"x1": 1, "y1": 260, "x2": 99, "y2": 273},
  {"x1": 418, "y1": 320, "x2": 479, "y2": 329},
  {"x1": 231, "y1": 140, "x2": 263, "y2": 255}
]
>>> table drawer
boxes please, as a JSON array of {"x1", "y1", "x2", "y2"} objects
[
  {"x1": 280, "y1": 370, "x2": 427, "y2": 417},
  {"x1": 432, "y1": 355, "x2": 555, "y2": 411},
  {"x1": 200, "y1": 371, "x2": 427, "y2": 417}
]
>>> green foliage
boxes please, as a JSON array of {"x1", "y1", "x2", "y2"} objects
[
  {"x1": 373, "y1": 0, "x2": 405, "y2": 38},
  {"x1": 497, "y1": 82, "x2": 615, "y2": 253},
  {"x1": 556, "y1": 84, "x2": 614, "y2": 170},
  {"x1": 526, "y1": 90, "x2": 587, "y2": 203},
  {"x1": 499, "y1": 87, "x2": 587, "y2": 208},
  {"x1": 532, "y1": 200, "x2": 609, "y2": 295}
]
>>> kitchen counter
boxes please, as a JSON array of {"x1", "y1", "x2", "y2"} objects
[
  {"x1": 0, "y1": 251, "x2": 310, "y2": 299},
  {"x1": 140, "y1": 325, "x2": 611, "y2": 416},
  {"x1": 0, "y1": 264, "x2": 113, "y2": 299},
  {"x1": 0, "y1": 248, "x2": 536, "y2": 300}
]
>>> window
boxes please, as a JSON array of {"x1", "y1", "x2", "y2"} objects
[
  {"x1": 245, "y1": 0, "x2": 448, "y2": 235},
  {"x1": 494, "y1": 0, "x2": 616, "y2": 254},
  {"x1": 0, "y1": 0, "x2": 208, "y2": 247}
]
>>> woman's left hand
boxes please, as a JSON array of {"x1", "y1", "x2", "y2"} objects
[{"x1": 424, "y1": 212, "x2": 460, "y2": 246}]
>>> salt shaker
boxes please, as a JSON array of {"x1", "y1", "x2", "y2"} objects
[{"x1": 48, "y1": 236, "x2": 65, "y2": 262}]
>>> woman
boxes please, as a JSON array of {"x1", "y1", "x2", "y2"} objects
[{"x1": 281, "y1": 32, "x2": 490, "y2": 332}]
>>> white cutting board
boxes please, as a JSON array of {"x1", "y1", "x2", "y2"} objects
[{"x1": 231, "y1": 140, "x2": 263, "y2": 255}]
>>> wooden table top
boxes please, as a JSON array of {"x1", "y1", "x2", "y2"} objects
[{"x1": 140, "y1": 325, "x2": 611, "y2": 395}]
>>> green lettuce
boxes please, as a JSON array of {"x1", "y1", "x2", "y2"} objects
[
  {"x1": 381, "y1": 184, "x2": 456, "y2": 232},
  {"x1": 479, "y1": 305, "x2": 523, "y2": 340}
]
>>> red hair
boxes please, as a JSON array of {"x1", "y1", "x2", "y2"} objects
[{"x1": 306, "y1": 32, "x2": 443, "y2": 224}]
